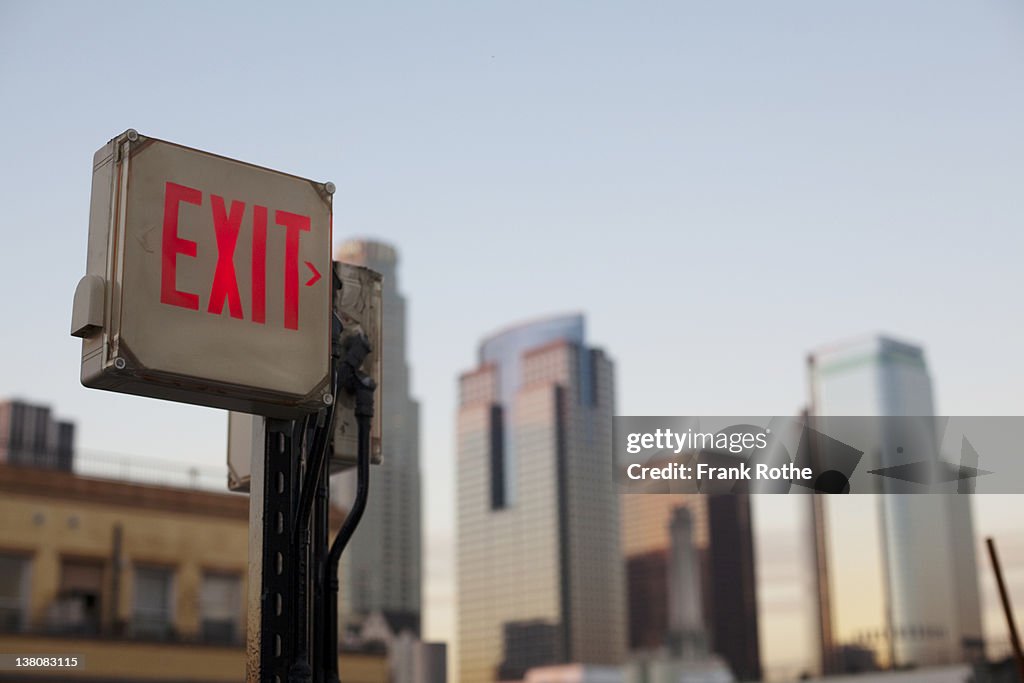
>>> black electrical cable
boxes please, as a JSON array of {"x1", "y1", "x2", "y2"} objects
[
  {"x1": 323, "y1": 389, "x2": 374, "y2": 683},
  {"x1": 290, "y1": 371, "x2": 343, "y2": 683},
  {"x1": 295, "y1": 374, "x2": 341, "y2": 537},
  {"x1": 311, "y1": 463, "x2": 329, "y2": 683},
  {"x1": 328, "y1": 412, "x2": 371, "y2": 564}
]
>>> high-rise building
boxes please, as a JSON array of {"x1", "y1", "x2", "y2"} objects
[
  {"x1": 333, "y1": 240, "x2": 422, "y2": 634},
  {"x1": 620, "y1": 491, "x2": 761, "y2": 681},
  {"x1": 456, "y1": 314, "x2": 625, "y2": 682},
  {"x1": 0, "y1": 399, "x2": 75, "y2": 471},
  {"x1": 807, "y1": 335, "x2": 984, "y2": 668},
  {"x1": 705, "y1": 494, "x2": 761, "y2": 681}
]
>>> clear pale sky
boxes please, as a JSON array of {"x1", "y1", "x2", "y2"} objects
[{"x1": 2, "y1": 1, "x2": 1023, "y2": 677}]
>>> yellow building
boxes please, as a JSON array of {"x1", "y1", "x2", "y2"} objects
[{"x1": 0, "y1": 462, "x2": 387, "y2": 682}]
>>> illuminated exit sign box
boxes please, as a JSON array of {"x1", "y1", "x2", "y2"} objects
[{"x1": 71, "y1": 130, "x2": 333, "y2": 417}]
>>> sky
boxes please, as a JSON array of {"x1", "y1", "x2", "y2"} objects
[{"x1": 2, "y1": 0, "x2": 1024, "y2": 677}]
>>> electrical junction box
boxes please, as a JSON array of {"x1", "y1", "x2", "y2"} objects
[{"x1": 227, "y1": 262, "x2": 382, "y2": 492}]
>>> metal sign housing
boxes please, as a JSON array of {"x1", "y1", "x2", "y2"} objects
[
  {"x1": 72, "y1": 130, "x2": 333, "y2": 417},
  {"x1": 227, "y1": 261, "x2": 383, "y2": 491}
]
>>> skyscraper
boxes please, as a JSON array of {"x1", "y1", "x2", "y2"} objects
[
  {"x1": 456, "y1": 314, "x2": 625, "y2": 682},
  {"x1": 705, "y1": 494, "x2": 761, "y2": 681},
  {"x1": 620, "y1": 492, "x2": 761, "y2": 680},
  {"x1": 808, "y1": 335, "x2": 984, "y2": 668},
  {"x1": 333, "y1": 240, "x2": 422, "y2": 633}
]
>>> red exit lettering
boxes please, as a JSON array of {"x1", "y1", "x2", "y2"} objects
[{"x1": 160, "y1": 181, "x2": 317, "y2": 330}]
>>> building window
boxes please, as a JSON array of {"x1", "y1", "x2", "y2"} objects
[
  {"x1": 490, "y1": 404, "x2": 506, "y2": 510},
  {"x1": 132, "y1": 565, "x2": 174, "y2": 640},
  {"x1": 199, "y1": 572, "x2": 241, "y2": 644},
  {"x1": 0, "y1": 553, "x2": 30, "y2": 632},
  {"x1": 52, "y1": 558, "x2": 103, "y2": 634}
]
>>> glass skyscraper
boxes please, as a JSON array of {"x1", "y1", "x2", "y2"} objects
[
  {"x1": 808, "y1": 336, "x2": 983, "y2": 668},
  {"x1": 456, "y1": 314, "x2": 625, "y2": 682}
]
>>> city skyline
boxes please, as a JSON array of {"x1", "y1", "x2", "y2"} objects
[{"x1": 9, "y1": 319, "x2": 1022, "y2": 680}]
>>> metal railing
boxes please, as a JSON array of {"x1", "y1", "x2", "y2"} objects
[{"x1": 73, "y1": 449, "x2": 226, "y2": 491}]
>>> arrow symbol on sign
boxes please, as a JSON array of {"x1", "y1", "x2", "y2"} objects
[{"x1": 304, "y1": 261, "x2": 321, "y2": 287}]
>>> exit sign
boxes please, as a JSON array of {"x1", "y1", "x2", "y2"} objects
[{"x1": 72, "y1": 130, "x2": 333, "y2": 417}]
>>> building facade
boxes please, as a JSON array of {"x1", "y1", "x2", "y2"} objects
[
  {"x1": 333, "y1": 239, "x2": 423, "y2": 634},
  {"x1": 0, "y1": 462, "x2": 387, "y2": 682},
  {"x1": 0, "y1": 400, "x2": 74, "y2": 471},
  {"x1": 807, "y1": 336, "x2": 984, "y2": 669},
  {"x1": 457, "y1": 314, "x2": 626, "y2": 682}
]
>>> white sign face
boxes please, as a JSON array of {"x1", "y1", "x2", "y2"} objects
[{"x1": 74, "y1": 131, "x2": 332, "y2": 416}]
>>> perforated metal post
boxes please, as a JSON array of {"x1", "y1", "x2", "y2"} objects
[{"x1": 247, "y1": 418, "x2": 301, "y2": 683}]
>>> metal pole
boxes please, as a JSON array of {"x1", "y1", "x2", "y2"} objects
[
  {"x1": 247, "y1": 418, "x2": 301, "y2": 683},
  {"x1": 986, "y1": 537, "x2": 1024, "y2": 680}
]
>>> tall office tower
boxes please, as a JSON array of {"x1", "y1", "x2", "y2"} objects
[
  {"x1": 808, "y1": 336, "x2": 984, "y2": 668},
  {"x1": 620, "y1": 492, "x2": 761, "y2": 681},
  {"x1": 0, "y1": 399, "x2": 75, "y2": 471},
  {"x1": 333, "y1": 240, "x2": 422, "y2": 633},
  {"x1": 705, "y1": 494, "x2": 761, "y2": 681},
  {"x1": 456, "y1": 314, "x2": 625, "y2": 682}
]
